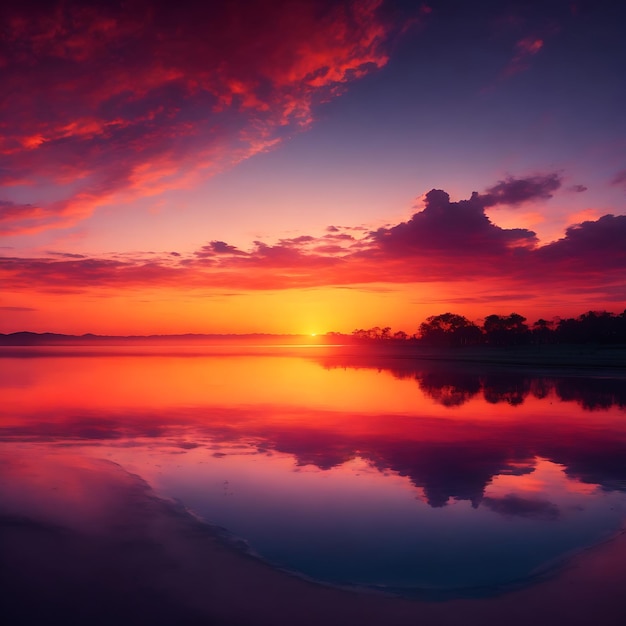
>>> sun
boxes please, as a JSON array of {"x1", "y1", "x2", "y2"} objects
[{"x1": 310, "y1": 333, "x2": 317, "y2": 337}]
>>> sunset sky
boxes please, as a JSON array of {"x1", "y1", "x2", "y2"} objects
[{"x1": 1, "y1": 0, "x2": 625, "y2": 335}]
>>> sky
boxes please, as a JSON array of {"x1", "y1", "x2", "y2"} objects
[{"x1": 1, "y1": 0, "x2": 625, "y2": 335}]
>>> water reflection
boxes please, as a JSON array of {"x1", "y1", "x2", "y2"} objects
[
  {"x1": 4, "y1": 402, "x2": 626, "y2": 506},
  {"x1": 311, "y1": 352, "x2": 626, "y2": 410},
  {"x1": 1, "y1": 348, "x2": 625, "y2": 593}
]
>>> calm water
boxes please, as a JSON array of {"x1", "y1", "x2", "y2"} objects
[{"x1": 2, "y1": 346, "x2": 626, "y2": 595}]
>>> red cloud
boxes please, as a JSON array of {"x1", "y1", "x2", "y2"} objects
[{"x1": 0, "y1": 0, "x2": 395, "y2": 234}]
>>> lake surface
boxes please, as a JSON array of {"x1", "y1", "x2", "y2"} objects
[{"x1": 2, "y1": 346, "x2": 626, "y2": 596}]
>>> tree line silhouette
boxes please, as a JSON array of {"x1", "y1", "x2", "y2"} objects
[{"x1": 349, "y1": 310, "x2": 626, "y2": 347}]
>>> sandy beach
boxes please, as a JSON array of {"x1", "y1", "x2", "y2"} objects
[{"x1": 2, "y1": 451, "x2": 625, "y2": 626}]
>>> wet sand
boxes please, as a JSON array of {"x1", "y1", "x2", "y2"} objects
[{"x1": 2, "y1": 452, "x2": 626, "y2": 626}]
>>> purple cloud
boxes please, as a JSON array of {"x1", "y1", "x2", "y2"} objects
[
  {"x1": 537, "y1": 214, "x2": 626, "y2": 270},
  {"x1": 45, "y1": 251, "x2": 87, "y2": 259},
  {"x1": 368, "y1": 188, "x2": 537, "y2": 258},
  {"x1": 481, "y1": 173, "x2": 562, "y2": 207},
  {"x1": 196, "y1": 241, "x2": 249, "y2": 258},
  {"x1": 611, "y1": 170, "x2": 626, "y2": 189},
  {"x1": 568, "y1": 184, "x2": 588, "y2": 193}
]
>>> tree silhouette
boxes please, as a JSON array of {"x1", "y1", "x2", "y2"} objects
[
  {"x1": 419, "y1": 313, "x2": 483, "y2": 347},
  {"x1": 483, "y1": 313, "x2": 530, "y2": 346},
  {"x1": 531, "y1": 318, "x2": 555, "y2": 345},
  {"x1": 352, "y1": 326, "x2": 399, "y2": 341},
  {"x1": 343, "y1": 309, "x2": 626, "y2": 348},
  {"x1": 557, "y1": 310, "x2": 625, "y2": 344}
]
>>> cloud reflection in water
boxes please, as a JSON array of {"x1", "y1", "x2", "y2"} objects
[{"x1": 1, "y1": 350, "x2": 625, "y2": 591}]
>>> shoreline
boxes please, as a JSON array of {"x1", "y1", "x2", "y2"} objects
[
  {"x1": 319, "y1": 346, "x2": 626, "y2": 382},
  {"x1": 189, "y1": 500, "x2": 626, "y2": 603},
  {"x1": 2, "y1": 452, "x2": 626, "y2": 626},
  {"x1": 2, "y1": 342, "x2": 625, "y2": 373}
]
